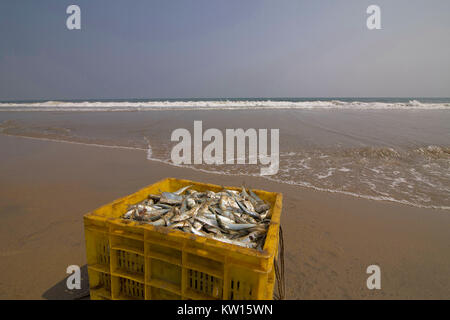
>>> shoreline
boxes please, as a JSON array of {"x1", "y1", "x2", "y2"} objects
[
  {"x1": 0, "y1": 134, "x2": 449, "y2": 299},
  {"x1": 2, "y1": 131, "x2": 449, "y2": 211}
]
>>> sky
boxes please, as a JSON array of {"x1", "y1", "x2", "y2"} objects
[{"x1": 0, "y1": 0, "x2": 449, "y2": 100}]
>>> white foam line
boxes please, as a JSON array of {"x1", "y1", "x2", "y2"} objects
[
  {"x1": 259, "y1": 175, "x2": 450, "y2": 211},
  {"x1": 2, "y1": 132, "x2": 449, "y2": 211},
  {"x1": 142, "y1": 156, "x2": 450, "y2": 211},
  {"x1": 0, "y1": 99, "x2": 449, "y2": 111}
]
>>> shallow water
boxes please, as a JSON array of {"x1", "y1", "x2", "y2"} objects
[{"x1": 0, "y1": 106, "x2": 449, "y2": 209}]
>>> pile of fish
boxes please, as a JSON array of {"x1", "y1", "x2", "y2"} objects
[{"x1": 121, "y1": 185, "x2": 271, "y2": 250}]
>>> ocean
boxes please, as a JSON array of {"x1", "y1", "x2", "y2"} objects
[
  {"x1": 0, "y1": 98, "x2": 449, "y2": 209},
  {"x1": 0, "y1": 97, "x2": 449, "y2": 111}
]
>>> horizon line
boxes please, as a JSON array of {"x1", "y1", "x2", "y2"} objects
[{"x1": 1, "y1": 97, "x2": 450, "y2": 103}]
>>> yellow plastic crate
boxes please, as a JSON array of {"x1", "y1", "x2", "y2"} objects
[{"x1": 84, "y1": 178, "x2": 283, "y2": 300}]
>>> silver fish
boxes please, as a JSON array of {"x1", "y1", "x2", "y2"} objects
[
  {"x1": 121, "y1": 185, "x2": 271, "y2": 250},
  {"x1": 174, "y1": 185, "x2": 192, "y2": 195},
  {"x1": 235, "y1": 199, "x2": 261, "y2": 220}
]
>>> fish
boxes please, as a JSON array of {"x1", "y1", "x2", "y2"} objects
[
  {"x1": 174, "y1": 185, "x2": 192, "y2": 195},
  {"x1": 215, "y1": 215, "x2": 257, "y2": 231},
  {"x1": 123, "y1": 209, "x2": 134, "y2": 219},
  {"x1": 150, "y1": 218, "x2": 166, "y2": 227},
  {"x1": 235, "y1": 199, "x2": 261, "y2": 220},
  {"x1": 249, "y1": 189, "x2": 263, "y2": 203},
  {"x1": 172, "y1": 205, "x2": 200, "y2": 223},
  {"x1": 186, "y1": 198, "x2": 196, "y2": 209},
  {"x1": 159, "y1": 192, "x2": 183, "y2": 205},
  {"x1": 168, "y1": 221, "x2": 190, "y2": 229},
  {"x1": 121, "y1": 185, "x2": 271, "y2": 250},
  {"x1": 148, "y1": 194, "x2": 161, "y2": 201}
]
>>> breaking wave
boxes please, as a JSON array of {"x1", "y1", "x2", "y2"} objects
[{"x1": 0, "y1": 99, "x2": 449, "y2": 111}]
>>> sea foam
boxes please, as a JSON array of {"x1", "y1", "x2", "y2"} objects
[{"x1": 0, "y1": 99, "x2": 449, "y2": 111}]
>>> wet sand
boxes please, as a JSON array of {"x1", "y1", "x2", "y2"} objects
[
  {"x1": 0, "y1": 134, "x2": 449, "y2": 299},
  {"x1": 1, "y1": 110, "x2": 449, "y2": 209}
]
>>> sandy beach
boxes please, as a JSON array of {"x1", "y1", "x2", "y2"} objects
[{"x1": 1, "y1": 132, "x2": 449, "y2": 299}]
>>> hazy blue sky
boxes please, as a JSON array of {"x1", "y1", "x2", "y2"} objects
[{"x1": 0, "y1": 0, "x2": 449, "y2": 100}]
